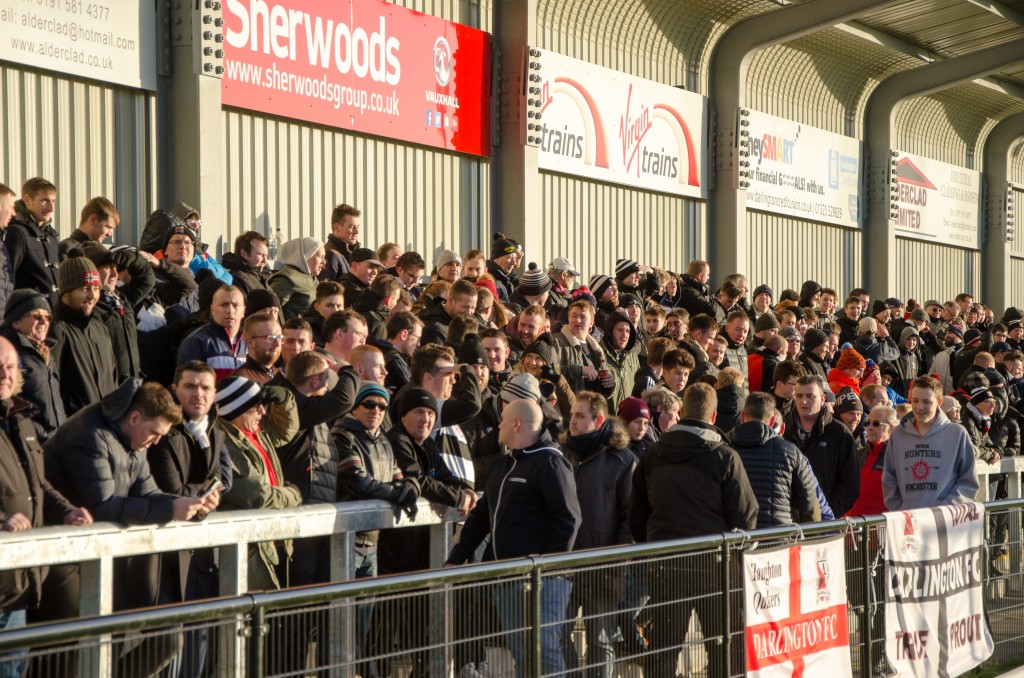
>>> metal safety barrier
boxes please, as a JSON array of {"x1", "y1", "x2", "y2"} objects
[{"x1": 1, "y1": 470, "x2": 1023, "y2": 677}]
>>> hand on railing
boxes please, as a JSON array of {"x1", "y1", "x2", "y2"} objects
[
  {"x1": 172, "y1": 497, "x2": 205, "y2": 521},
  {"x1": 63, "y1": 507, "x2": 93, "y2": 526},
  {"x1": 457, "y1": 489, "x2": 478, "y2": 516},
  {"x1": 2, "y1": 512, "x2": 31, "y2": 532}
]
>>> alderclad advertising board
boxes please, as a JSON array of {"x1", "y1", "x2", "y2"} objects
[
  {"x1": 892, "y1": 151, "x2": 981, "y2": 250},
  {"x1": 0, "y1": 0, "x2": 156, "y2": 90},
  {"x1": 221, "y1": 0, "x2": 491, "y2": 157},
  {"x1": 743, "y1": 109, "x2": 862, "y2": 228},
  {"x1": 534, "y1": 49, "x2": 707, "y2": 198}
]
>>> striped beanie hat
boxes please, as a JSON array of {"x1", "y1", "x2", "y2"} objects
[
  {"x1": 589, "y1": 274, "x2": 615, "y2": 300},
  {"x1": 518, "y1": 263, "x2": 552, "y2": 296},
  {"x1": 615, "y1": 258, "x2": 640, "y2": 280},
  {"x1": 216, "y1": 377, "x2": 263, "y2": 419}
]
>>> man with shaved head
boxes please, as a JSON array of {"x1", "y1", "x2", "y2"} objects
[{"x1": 447, "y1": 398, "x2": 581, "y2": 678}]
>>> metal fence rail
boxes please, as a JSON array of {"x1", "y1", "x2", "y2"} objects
[{"x1": 1, "y1": 463, "x2": 1024, "y2": 677}]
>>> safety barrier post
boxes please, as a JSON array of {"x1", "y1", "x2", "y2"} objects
[
  {"x1": 428, "y1": 523, "x2": 452, "y2": 677},
  {"x1": 531, "y1": 565, "x2": 543, "y2": 678},
  {"x1": 248, "y1": 605, "x2": 266, "y2": 678},
  {"x1": 218, "y1": 543, "x2": 248, "y2": 677},
  {"x1": 79, "y1": 556, "x2": 113, "y2": 678},
  {"x1": 722, "y1": 539, "x2": 731, "y2": 677},
  {"x1": 329, "y1": 531, "x2": 356, "y2": 678},
  {"x1": 860, "y1": 521, "x2": 873, "y2": 677}
]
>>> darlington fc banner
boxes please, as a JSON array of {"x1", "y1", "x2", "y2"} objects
[
  {"x1": 744, "y1": 537, "x2": 851, "y2": 678},
  {"x1": 885, "y1": 503, "x2": 993, "y2": 677}
]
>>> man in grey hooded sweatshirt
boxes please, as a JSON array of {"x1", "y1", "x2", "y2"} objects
[{"x1": 882, "y1": 375, "x2": 978, "y2": 510}]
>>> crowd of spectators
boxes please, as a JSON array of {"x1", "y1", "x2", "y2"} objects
[{"x1": 0, "y1": 177, "x2": 1014, "y2": 676}]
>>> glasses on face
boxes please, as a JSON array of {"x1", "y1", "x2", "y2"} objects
[
  {"x1": 359, "y1": 401, "x2": 387, "y2": 412},
  {"x1": 167, "y1": 238, "x2": 194, "y2": 247},
  {"x1": 27, "y1": 313, "x2": 51, "y2": 323},
  {"x1": 254, "y1": 334, "x2": 284, "y2": 343},
  {"x1": 784, "y1": 381, "x2": 799, "y2": 387},
  {"x1": 867, "y1": 420, "x2": 889, "y2": 428}
]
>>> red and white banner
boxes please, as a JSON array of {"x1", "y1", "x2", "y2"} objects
[
  {"x1": 885, "y1": 503, "x2": 993, "y2": 677},
  {"x1": 533, "y1": 49, "x2": 707, "y2": 198},
  {"x1": 744, "y1": 537, "x2": 851, "y2": 678},
  {"x1": 221, "y1": 0, "x2": 491, "y2": 156}
]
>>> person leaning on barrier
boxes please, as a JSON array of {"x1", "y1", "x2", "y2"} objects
[
  {"x1": 446, "y1": 399, "x2": 581, "y2": 678},
  {"x1": 214, "y1": 377, "x2": 301, "y2": 591},
  {"x1": 627, "y1": 382, "x2": 756, "y2": 678},
  {"x1": 0, "y1": 335, "x2": 92, "y2": 643},
  {"x1": 44, "y1": 378, "x2": 216, "y2": 620},
  {"x1": 882, "y1": 375, "x2": 979, "y2": 510}
]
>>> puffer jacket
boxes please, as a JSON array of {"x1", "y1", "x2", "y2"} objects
[
  {"x1": 729, "y1": 421, "x2": 819, "y2": 527},
  {"x1": 883, "y1": 326, "x2": 922, "y2": 398},
  {"x1": 715, "y1": 383, "x2": 747, "y2": 432},
  {"x1": 221, "y1": 251, "x2": 272, "y2": 298},
  {"x1": 629, "y1": 419, "x2": 757, "y2": 542},
  {"x1": 676, "y1": 274, "x2": 715, "y2": 318},
  {"x1": 0, "y1": 397, "x2": 75, "y2": 611},
  {"x1": 782, "y1": 408, "x2": 860, "y2": 517},
  {"x1": 562, "y1": 420, "x2": 636, "y2": 551},
  {"x1": 5, "y1": 200, "x2": 60, "y2": 304},
  {"x1": 44, "y1": 379, "x2": 176, "y2": 525},
  {"x1": 446, "y1": 431, "x2": 581, "y2": 564},
  {"x1": 352, "y1": 289, "x2": 391, "y2": 341},
  {"x1": 340, "y1": 272, "x2": 369, "y2": 308},
  {"x1": 600, "y1": 312, "x2": 640, "y2": 409},
  {"x1": 1, "y1": 326, "x2": 65, "y2": 436},
  {"x1": 333, "y1": 415, "x2": 409, "y2": 546},
  {"x1": 748, "y1": 346, "x2": 782, "y2": 393},
  {"x1": 217, "y1": 388, "x2": 302, "y2": 590},
  {"x1": 270, "y1": 240, "x2": 318, "y2": 321},
  {"x1": 419, "y1": 297, "x2": 454, "y2": 346},
  {"x1": 50, "y1": 299, "x2": 117, "y2": 416}
]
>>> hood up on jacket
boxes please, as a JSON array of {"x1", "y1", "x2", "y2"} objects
[
  {"x1": 277, "y1": 237, "x2": 324, "y2": 274},
  {"x1": 798, "y1": 280, "x2": 822, "y2": 308},
  {"x1": 601, "y1": 311, "x2": 638, "y2": 354},
  {"x1": 139, "y1": 209, "x2": 188, "y2": 255},
  {"x1": 99, "y1": 378, "x2": 145, "y2": 428},
  {"x1": 655, "y1": 418, "x2": 729, "y2": 463}
]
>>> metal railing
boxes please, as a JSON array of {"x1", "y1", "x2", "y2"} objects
[{"x1": 1, "y1": 462, "x2": 1023, "y2": 677}]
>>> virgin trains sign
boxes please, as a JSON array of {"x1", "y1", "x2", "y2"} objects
[
  {"x1": 221, "y1": 0, "x2": 491, "y2": 156},
  {"x1": 532, "y1": 49, "x2": 708, "y2": 198}
]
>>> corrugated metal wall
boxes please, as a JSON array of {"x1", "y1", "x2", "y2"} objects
[
  {"x1": 895, "y1": 237, "x2": 980, "y2": 301},
  {"x1": 535, "y1": 1, "x2": 706, "y2": 276},
  {"x1": 221, "y1": 0, "x2": 491, "y2": 258},
  {"x1": 1012, "y1": 138, "x2": 1024, "y2": 185},
  {"x1": 0, "y1": 64, "x2": 155, "y2": 245},
  {"x1": 746, "y1": 212, "x2": 861, "y2": 298}
]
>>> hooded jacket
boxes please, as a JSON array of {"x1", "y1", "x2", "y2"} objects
[
  {"x1": 89, "y1": 247, "x2": 155, "y2": 383},
  {"x1": 485, "y1": 259, "x2": 515, "y2": 303},
  {"x1": 783, "y1": 407, "x2": 859, "y2": 517},
  {"x1": 352, "y1": 289, "x2": 391, "y2": 341},
  {"x1": 721, "y1": 330, "x2": 749, "y2": 383},
  {"x1": 729, "y1": 421, "x2": 819, "y2": 527},
  {"x1": 221, "y1": 251, "x2": 272, "y2": 298},
  {"x1": 883, "y1": 326, "x2": 922, "y2": 398},
  {"x1": 5, "y1": 200, "x2": 60, "y2": 304},
  {"x1": 446, "y1": 431, "x2": 581, "y2": 564},
  {"x1": 798, "y1": 280, "x2": 822, "y2": 308},
  {"x1": 600, "y1": 312, "x2": 640, "y2": 409},
  {"x1": 1, "y1": 326, "x2": 65, "y2": 437},
  {"x1": 561, "y1": 420, "x2": 637, "y2": 552},
  {"x1": 961, "y1": 404, "x2": 1000, "y2": 463},
  {"x1": 269, "y1": 239, "x2": 319, "y2": 321},
  {"x1": 748, "y1": 346, "x2": 783, "y2": 393},
  {"x1": 852, "y1": 333, "x2": 901, "y2": 365},
  {"x1": 882, "y1": 410, "x2": 979, "y2": 510},
  {"x1": 676, "y1": 274, "x2": 715, "y2": 318},
  {"x1": 419, "y1": 296, "x2": 454, "y2": 346},
  {"x1": 826, "y1": 368, "x2": 861, "y2": 397},
  {"x1": 798, "y1": 350, "x2": 831, "y2": 387},
  {"x1": 0, "y1": 227, "x2": 13, "y2": 326},
  {"x1": 715, "y1": 383, "x2": 747, "y2": 433},
  {"x1": 629, "y1": 419, "x2": 757, "y2": 542},
  {"x1": 320, "y1": 233, "x2": 356, "y2": 282},
  {"x1": 50, "y1": 298, "x2": 117, "y2": 416},
  {"x1": 0, "y1": 397, "x2": 76, "y2": 611}
]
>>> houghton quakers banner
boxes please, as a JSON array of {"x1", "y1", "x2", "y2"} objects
[
  {"x1": 743, "y1": 109, "x2": 862, "y2": 229},
  {"x1": 744, "y1": 537, "x2": 851, "y2": 678},
  {"x1": 221, "y1": 0, "x2": 491, "y2": 156},
  {"x1": 892, "y1": 151, "x2": 981, "y2": 250},
  {"x1": 885, "y1": 504, "x2": 993, "y2": 677},
  {"x1": 533, "y1": 48, "x2": 708, "y2": 198}
]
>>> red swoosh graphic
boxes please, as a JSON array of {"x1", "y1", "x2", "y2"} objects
[
  {"x1": 654, "y1": 103, "x2": 700, "y2": 186},
  {"x1": 555, "y1": 76, "x2": 608, "y2": 168}
]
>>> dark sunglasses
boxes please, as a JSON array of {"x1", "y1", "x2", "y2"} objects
[
  {"x1": 359, "y1": 401, "x2": 388, "y2": 412},
  {"x1": 867, "y1": 420, "x2": 889, "y2": 427}
]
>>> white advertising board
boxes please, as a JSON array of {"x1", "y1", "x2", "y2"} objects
[
  {"x1": 0, "y1": 0, "x2": 156, "y2": 91},
  {"x1": 892, "y1": 151, "x2": 981, "y2": 250},
  {"x1": 743, "y1": 109, "x2": 862, "y2": 228},
  {"x1": 534, "y1": 48, "x2": 707, "y2": 198}
]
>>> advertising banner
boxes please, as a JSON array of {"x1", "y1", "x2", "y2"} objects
[
  {"x1": 534, "y1": 48, "x2": 707, "y2": 198},
  {"x1": 885, "y1": 503, "x2": 993, "y2": 677},
  {"x1": 0, "y1": 0, "x2": 156, "y2": 90},
  {"x1": 744, "y1": 537, "x2": 851, "y2": 678},
  {"x1": 743, "y1": 109, "x2": 862, "y2": 228},
  {"x1": 221, "y1": 0, "x2": 491, "y2": 157},
  {"x1": 892, "y1": 151, "x2": 981, "y2": 249}
]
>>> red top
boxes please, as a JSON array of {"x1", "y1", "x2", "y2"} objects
[
  {"x1": 845, "y1": 441, "x2": 887, "y2": 517},
  {"x1": 240, "y1": 427, "x2": 279, "y2": 487}
]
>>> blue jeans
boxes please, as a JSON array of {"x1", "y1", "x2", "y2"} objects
[
  {"x1": 493, "y1": 577, "x2": 573, "y2": 678},
  {"x1": 0, "y1": 608, "x2": 27, "y2": 678},
  {"x1": 354, "y1": 546, "x2": 378, "y2": 665}
]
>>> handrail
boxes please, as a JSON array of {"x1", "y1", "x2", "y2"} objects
[
  {"x1": 975, "y1": 455, "x2": 1024, "y2": 477},
  {"x1": 0, "y1": 498, "x2": 464, "y2": 570}
]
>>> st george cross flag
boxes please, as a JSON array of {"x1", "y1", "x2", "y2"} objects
[
  {"x1": 744, "y1": 536, "x2": 852, "y2": 677},
  {"x1": 885, "y1": 503, "x2": 993, "y2": 677}
]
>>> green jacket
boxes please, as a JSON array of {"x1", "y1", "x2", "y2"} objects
[
  {"x1": 217, "y1": 390, "x2": 302, "y2": 590},
  {"x1": 269, "y1": 264, "x2": 316, "y2": 321}
]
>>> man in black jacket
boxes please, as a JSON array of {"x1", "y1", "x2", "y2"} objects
[
  {"x1": 561, "y1": 391, "x2": 636, "y2": 677},
  {"x1": 629, "y1": 382, "x2": 757, "y2": 678},
  {"x1": 447, "y1": 399, "x2": 580, "y2": 678},
  {"x1": 4, "y1": 178, "x2": 60, "y2": 305},
  {"x1": 783, "y1": 375, "x2": 859, "y2": 517},
  {"x1": 0, "y1": 336, "x2": 91, "y2": 644},
  {"x1": 221, "y1": 231, "x2": 272, "y2": 297},
  {"x1": 729, "y1": 392, "x2": 819, "y2": 527}
]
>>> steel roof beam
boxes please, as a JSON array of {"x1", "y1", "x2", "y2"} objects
[
  {"x1": 864, "y1": 39, "x2": 1024, "y2": 300},
  {"x1": 964, "y1": 0, "x2": 1024, "y2": 28},
  {"x1": 982, "y1": 112, "x2": 1024, "y2": 312},
  {"x1": 708, "y1": 0, "x2": 904, "y2": 281}
]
